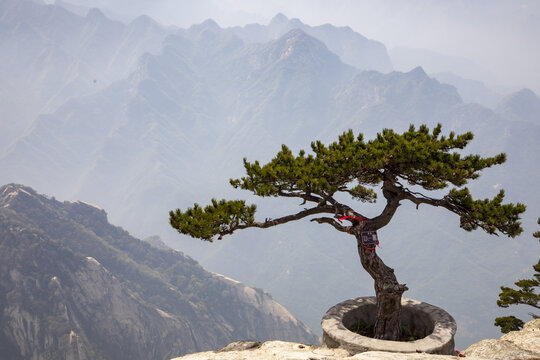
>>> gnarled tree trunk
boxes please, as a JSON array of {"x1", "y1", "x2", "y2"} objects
[{"x1": 355, "y1": 234, "x2": 408, "y2": 340}]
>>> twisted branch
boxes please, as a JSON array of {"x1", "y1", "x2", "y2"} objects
[
  {"x1": 218, "y1": 204, "x2": 334, "y2": 239},
  {"x1": 310, "y1": 217, "x2": 352, "y2": 233}
]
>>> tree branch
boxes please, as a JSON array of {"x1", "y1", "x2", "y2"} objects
[
  {"x1": 277, "y1": 189, "x2": 325, "y2": 205},
  {"x1": 523, "y1": 303, "x2": 540, "y2": 310},
  {"x1": 218, "y1": 204, "x2": 335, "y2": 239},
  {"x1": 310, "y1": 217, "x2": 352, "y2": 233},
  {"x1": 398, "y1": 186, "x2": 468, "y2": 216},
  {"x1": 367, "y1": 180, "x2": 402, "y2": 230},
  {"x1": 367, "y1": 176, "x2": 475, "y2": 231}
]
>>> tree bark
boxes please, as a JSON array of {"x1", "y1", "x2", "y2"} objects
[{"x1": 355, "y1": 232, "x2": 408, "y2": 340}]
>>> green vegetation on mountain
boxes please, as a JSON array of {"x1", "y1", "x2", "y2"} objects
[{"x1": 0, "y1": 184, "x2": 317, "y2": 360}]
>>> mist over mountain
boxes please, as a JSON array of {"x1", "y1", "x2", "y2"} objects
[
  {"x1": 227, "y1": 13, "x2": 392, "y2": 73},
  {"x1": 389, "y1": 47, "x2": 495, "y2": 85},
  {"x1": 0, "y1": 184, "x2": 317, "y2": 359},
  {"x1": 431, "y1": 72, "x2": 503, "y2": 109},
  {"x1": 50, "y1": 0, "x2": 90, "y2": 16},
  {"x1": 1, "y1": 0, "x2": 540, "y2": 353},
  {"x1": 0, "y1": 0, "x2": 173, "y2": 153},
  {"x1": 495, "y1": 88, "x2": 540, "y2": 124},
  {"x1": 0, "y1": 24, "x2": 360, "y2": 235}
]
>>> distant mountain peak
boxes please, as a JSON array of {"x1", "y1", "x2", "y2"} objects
[
  {"x1": 251, "y1": 28, "x2": 344, "y2": 74},
  {"x1": 270, "y1": 13, "x2": 288, "y2": 25},
  {"x1": 200, "y1": 18, "x2": 220, "y2": 29},
  {"x1": 229, "y1": 12, "x2": 392, "y2": 72},
  {"x1": 131, "y1": 14, "x2": 154, "y2": 26},
  {"x1": 275, "y1": 29, "x2": 325, "y2": 59},
  {"x1": 289, "y1": 17, "x2": 303, "y2": 27},
  {"x1": 282, "y1": 28, "x2": 309, "y2": 40},
  {"x1": 410, "y1": 66, "x2": 427, "y2": 77},
  {"x1": 187, "y1": 18, "x2": 221, "y2": 37},
  {"x1": 86, "y1": 7, "x2": 105, "y2": 20},
  {"x1": 128, "y1": 14, "x2": 163, "y2": 33},
  {"x1": 495, "y1": 87, "x2": 540, "y2": 124},
  {"x1": 513, "y1": 88, "x2": 538, "y2": 99}
]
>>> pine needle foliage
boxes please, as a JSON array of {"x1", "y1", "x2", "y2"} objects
[
  {"x1": 495, "y1": 218, "x2": 540, "y2": 333},
  {"x1": 169, "y1": 199, "x2": 256, "y2": 241},
  {"x1": 170, "y1": 124, "x2": 525, "y2": 241}
]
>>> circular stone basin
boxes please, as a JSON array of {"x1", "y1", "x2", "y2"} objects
[{"x1": 321, "y1": 297, "x2": 456, "y2": 355}]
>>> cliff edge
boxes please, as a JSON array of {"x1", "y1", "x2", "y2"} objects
[{"x1": 171, "y1": 319, "x2": 540, "y2": 360}]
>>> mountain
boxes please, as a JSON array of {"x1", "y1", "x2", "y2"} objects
[
  {"x1": 389, "y1": 47, "x2": 495, "y2": 87},
  {"x1": 431, "y1": 72, "x2": 503, "y2": 108},
  {"x1": 0, "y1": 0, "x2": 173, "y2": 153},
  {"x1": 321, "y1": 66, "x2": 462, "y2": 134},
  {"x1": 1, "y1": 13, "x2": 540, "y2": 352},
  {"x1": 495, "y1": 88, "x2": 540, "y2": 124},
  {"x1": 0, "y1": 27, "x2": 357, "y2": 237},
  {"x1": 0, "y1": 184, "x2": 318, "y2": 360},
  {"x1": 51, "y1": 0, "x2": 90, "y2": 17},
  {"x1": 0, "y1": 2, "x2": 389, "y2": 155},
  {"x1": 228, "y1": 13, "x2": 393, "y2": 73}
]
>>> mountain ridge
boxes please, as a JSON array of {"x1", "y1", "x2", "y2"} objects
[
  {"x1": 0, "y1": 0, "x2": 173, "y2": 153},
  {"x1": 229, "y1": 13, "x2": 392, "y2": 73},
  {"x1": 0, "y1": 183, "x2": 319, "y2": 359}
]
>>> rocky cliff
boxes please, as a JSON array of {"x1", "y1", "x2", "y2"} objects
[
  {"x1": 0, "y1": 184, "x2": 318, "y2": 360},
  {"x1": 171, "y1": 319, "x2": 540, "y2": 359}
]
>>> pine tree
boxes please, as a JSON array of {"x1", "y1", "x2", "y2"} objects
[
  {"x1": 495, "y1": 218, "x2": 540, "y2": 333},
  {"x1": 170, "y1": 124, "x2": 526, "y2": 340}
]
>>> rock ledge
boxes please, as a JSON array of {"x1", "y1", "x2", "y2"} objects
[
  {"x1": 171, "y1": 319, "x2": 540, "y2": 360},
  {"x1": 171, "y1": 340, "x2": 486, "y2": 360},
  {"x1": 462, "y1": 318, "x2": 540, "y2": 360}
]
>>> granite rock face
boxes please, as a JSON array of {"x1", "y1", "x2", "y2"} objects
[
  {"x1": 0, "y1": 184, "x2": 318, "y2": 360},
  {"x1": 171, "y1": 319, "x2": 540, "y2": 360},
  {"x1": 463, "y1": 318, "x2": 540, "y2": 360},
  {"x1": 170, "y1": 340, "x2": 489, "y2": 360}
]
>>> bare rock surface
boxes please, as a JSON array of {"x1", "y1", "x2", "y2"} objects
[
  {"x1": 171, "y1": 341, "x2": 490, "y2": 360},
  {"x1": 463, "y1": 318, "x2": 540, "y2": 360},
  {"x1": 172, "y1": 319, "x2": 540, "y2": 360},
  {"x1": 0, "y1": 184, "x2": 318, "y2": 359}
]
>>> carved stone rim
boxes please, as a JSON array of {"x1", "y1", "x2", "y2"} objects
[{"x1": 321, "y1": 297, "x2": 457, "y2": 355}]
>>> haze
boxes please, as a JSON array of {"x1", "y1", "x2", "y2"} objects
[
  {"x1": 57, "y1": 0, "x2": 540, "y2": 94},
  {"x1": 3, "y1": 0, "x2": 540, "y2": 353}
]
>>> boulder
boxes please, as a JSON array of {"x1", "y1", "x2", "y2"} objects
[{"x1": 463, "y1": 319, "x2": 540, "y2": 360}]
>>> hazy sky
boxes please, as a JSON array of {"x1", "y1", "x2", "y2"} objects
[{"x1": 62, "y1": 0, "x2": 540, "y2": 94}]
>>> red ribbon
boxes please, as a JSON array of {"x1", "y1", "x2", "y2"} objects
[{"x1": 337, "y1": 215, "x2": 369, "y2": 223}]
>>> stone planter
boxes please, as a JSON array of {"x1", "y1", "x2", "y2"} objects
[{"x1": 321, "y1": 297, "x2": 456, "y2": 355}]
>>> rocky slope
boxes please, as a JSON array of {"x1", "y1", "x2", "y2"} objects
[
  {"x1": 0, "y1": 184, "x2": 318, "y2": 360},
  {"x1": 171, "y1": 319, "x2": 540, "y2": 360}
]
